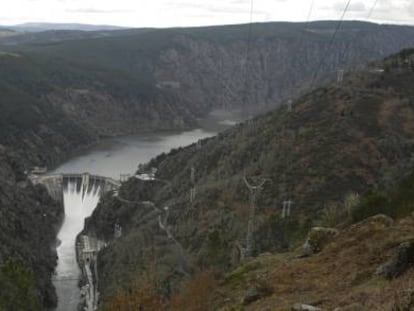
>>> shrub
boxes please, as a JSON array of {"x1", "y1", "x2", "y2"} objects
[
  {"x1": 169, "y1": 270, "x2": 218, "y2": 311},
  {"x1": 103, "y1": 271, "x2": 165, "y2": 311},
  {"x1": 351, "y1": 193, "x2": 389, "y2": 223},
  {"x1": 320, "y1": 202, "x2": 345, "y2": 227},
  {"x1": 0, "y1": 258, "x2": 41, "y2": 311}
]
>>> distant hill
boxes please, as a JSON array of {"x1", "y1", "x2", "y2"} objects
[
  {"x1": 2, "y1": 21, "x2": 414, "y2": 167},
  {"x1": 6, "y1": 22, "x2": 127, "y2": 32},
  {"x1": 4, "y1": 21, "x2": 414, "y2": 115},
  {"x1": 0, "y1": 28, "x2": 16, "y2": 38},
  {"x1": 0, "y1": 28, "x2": 152, "y2": 46}
]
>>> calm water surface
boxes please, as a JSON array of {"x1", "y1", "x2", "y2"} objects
[{"x1": 53, "y1": 128, "x2": 216, "y2": 179}]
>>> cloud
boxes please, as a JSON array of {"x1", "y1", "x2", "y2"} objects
[
  {"x1": 66, "y1": 8, "x2": 133, "y2": 14},
  {"x1": 1, "y1": 0, "x2": 414, "y2": 28},
  {"x1": 332, "y1": 1, "x2": 366, "y2": 13}
]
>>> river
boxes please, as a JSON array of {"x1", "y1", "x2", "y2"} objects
[{"x1": 51, "y1": 112, "x2": 238, "y2": 310}]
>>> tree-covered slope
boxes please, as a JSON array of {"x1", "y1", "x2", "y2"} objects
[
  {"x1": 12, "y1": 21, "x2": 414, "y2": 112},
  {"x1": 0, "y1": 147, "x2": 63, "y2": 310},
  {"x1": 84, "y1": 49, "x2": 414, "y2": 307},
  {"x1": 2, "y1": 21, "x2": 414, "y2": 168}
]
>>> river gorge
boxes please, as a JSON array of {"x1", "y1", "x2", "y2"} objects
[{"x1": 50, "y1": 113, "x2": 235, "y2": 310}]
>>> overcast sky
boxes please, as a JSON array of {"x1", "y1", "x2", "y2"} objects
[{"x1": 1, "y1": 0, "x2": 414, "y2": 28}]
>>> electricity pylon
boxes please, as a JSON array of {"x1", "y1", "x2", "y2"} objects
[
  {"x1": 189, "y1": 166, "x2": 196, "y2": 205},
  {"x1": 281, "y1": 200, "x2": 294, "y2": 218},
  {"x1": 242, "y1": 174, "x2": 269, "y2": 260},
  {"x1": 337, "y1": 69, "x2": 344, "y2": 83}
]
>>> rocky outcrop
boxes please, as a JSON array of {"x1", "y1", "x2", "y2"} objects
[
  {"x1": 351, "y1": 214, "x2": 394, "y2": 230},
  {"x1": 375, "y1": 240, "x2": 414, "y2": 279},
  {"x1": 242, "y1": 284, "x2": 273, "y2": 305},
  {"x1": 302, "y1": 227, "x2": 339, "y2": 255}
]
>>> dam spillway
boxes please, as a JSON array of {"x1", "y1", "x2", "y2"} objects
[
  {"x1": 55, "y1": 177, "x2": 102, "y2": 310},
  {"x1": 30, "y1": 173, "x2": 120, "y2": 202},
  {"x1": 30, "y1": 173, "x2": 120, "y2": 310}
]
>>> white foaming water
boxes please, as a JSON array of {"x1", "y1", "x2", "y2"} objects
[{"x1": 54, "y1": 179, "x2": 102, "y2": 311}]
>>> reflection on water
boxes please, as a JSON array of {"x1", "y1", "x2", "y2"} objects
[{"x1": 53, "y1": 128, "x2": 216, "y2": 179}]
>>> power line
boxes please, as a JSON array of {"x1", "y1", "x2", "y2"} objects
[
  {"x1": 203, "y1": 0, "x2": 255, "y2": 112},
  {"x1": 296, "y1": 0, "x2": 316, "y2": 49},
  {"x1": 367, "y1": 0, "x2": 379, "y2": 19},
  {"x1": 311, "y1": 0, "x2": 353, "y2": 87},
  {"x1": 340, "y1": 0, "x2": 381, "y2": 71},
  {"x1": 242, "y1": 0, "x2": 255, "y2": 110},
  {"x1": 291, "y1": 0, "x2": 316, "y2": 75}
]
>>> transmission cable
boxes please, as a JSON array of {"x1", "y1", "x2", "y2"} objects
[
  {"x1": 310, "y1": 0, "x2": 353, "y2": 87},
  {"x1": 242, "y1": 0, "x2": 255, "y2": 111},
  {"x1": 296, "y1": 0, "x2": 316, "y2": 52},
  {"x1": 367, "y1": 0, "x2": 379, "y2": 19},
  {"x1": 339, "y1": 0, "x2": 381, "y2": 71}
]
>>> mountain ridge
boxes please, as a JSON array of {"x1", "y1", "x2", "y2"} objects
[{"x1": 3, "y1": 22, "x2": 128, "y2": 32}]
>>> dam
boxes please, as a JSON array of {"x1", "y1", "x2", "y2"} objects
[
  {"x1": 30, "y1": 172, "x2": 120, "y2": 202},
  {"x1": 28, "y1": 119, "x2": 233, "y2": 310},
  {"x1": 30, "y1": 172, "x2": 121, "y2": 310}
]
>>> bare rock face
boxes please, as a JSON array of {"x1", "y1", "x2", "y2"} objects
[
  {"x1": 303, "y1": 227, "x2": 339, "y2": 255},
  {"x1": 241, "y1": 282, "x2": 274, "y2": 305},
  {"x1": 153, "y1": 25, "x2": 414, "y2": 114},
  {"x1": 375, "y1": 240, "x2": 414, "y2": 279},
  {"x1": 242, "y1": 286, "x2": 262, "y2": 305}
]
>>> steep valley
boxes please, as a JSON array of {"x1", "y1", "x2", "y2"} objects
[
  {"x1": 83, "y1": 49, "x2": 414, "y2": 309},
  {"x1": 1, "y1": 21, "x2": 414, "y2": 310}
]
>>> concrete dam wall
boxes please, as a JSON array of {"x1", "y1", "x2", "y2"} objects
[{"x1": 30, "y1": 173, "x2": 121, "y2": 201}]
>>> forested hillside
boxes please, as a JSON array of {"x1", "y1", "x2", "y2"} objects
[
  {"x1": 2, "y1": 21, "x2": 414, "y2": 169},
  {"x1": 84, "y1": 49, "x2": 414, "y2": 309}
]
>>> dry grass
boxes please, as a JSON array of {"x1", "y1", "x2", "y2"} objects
[{"x1": 214, "y1": 215, "x2": 414, "y2": 310}]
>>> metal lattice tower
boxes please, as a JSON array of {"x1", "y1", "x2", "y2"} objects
[
  {"x1": 120, "y1": 174, "x2": 131, "y2": 183},
  {"x1": 337, "y1": 69, "x2": 344, "y2": 83},
  {"x1": 243, "y1": 175, "x2": 268, "y2": 259},
  {"x1": 281, "y1": 200, "x2": 294, "y2": 218},
  {"x1": 196, "y1": 140, "x2": 202, "y2": 150},
  {"x1": 279, "y1": 110, "x2": 296, "y2": 220},
  {"x1": 114, "y1": 222, "x2": 122, "y2": 239},
  {"x1": 158, "y1": 206, "x2": 173, "y2": 240},
  {"x1": 287, "y1": 99, "x2": 293, "y2": 112},
  {"x1": 190, "y1": 166, "x2": 196, "y2": 204}
]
